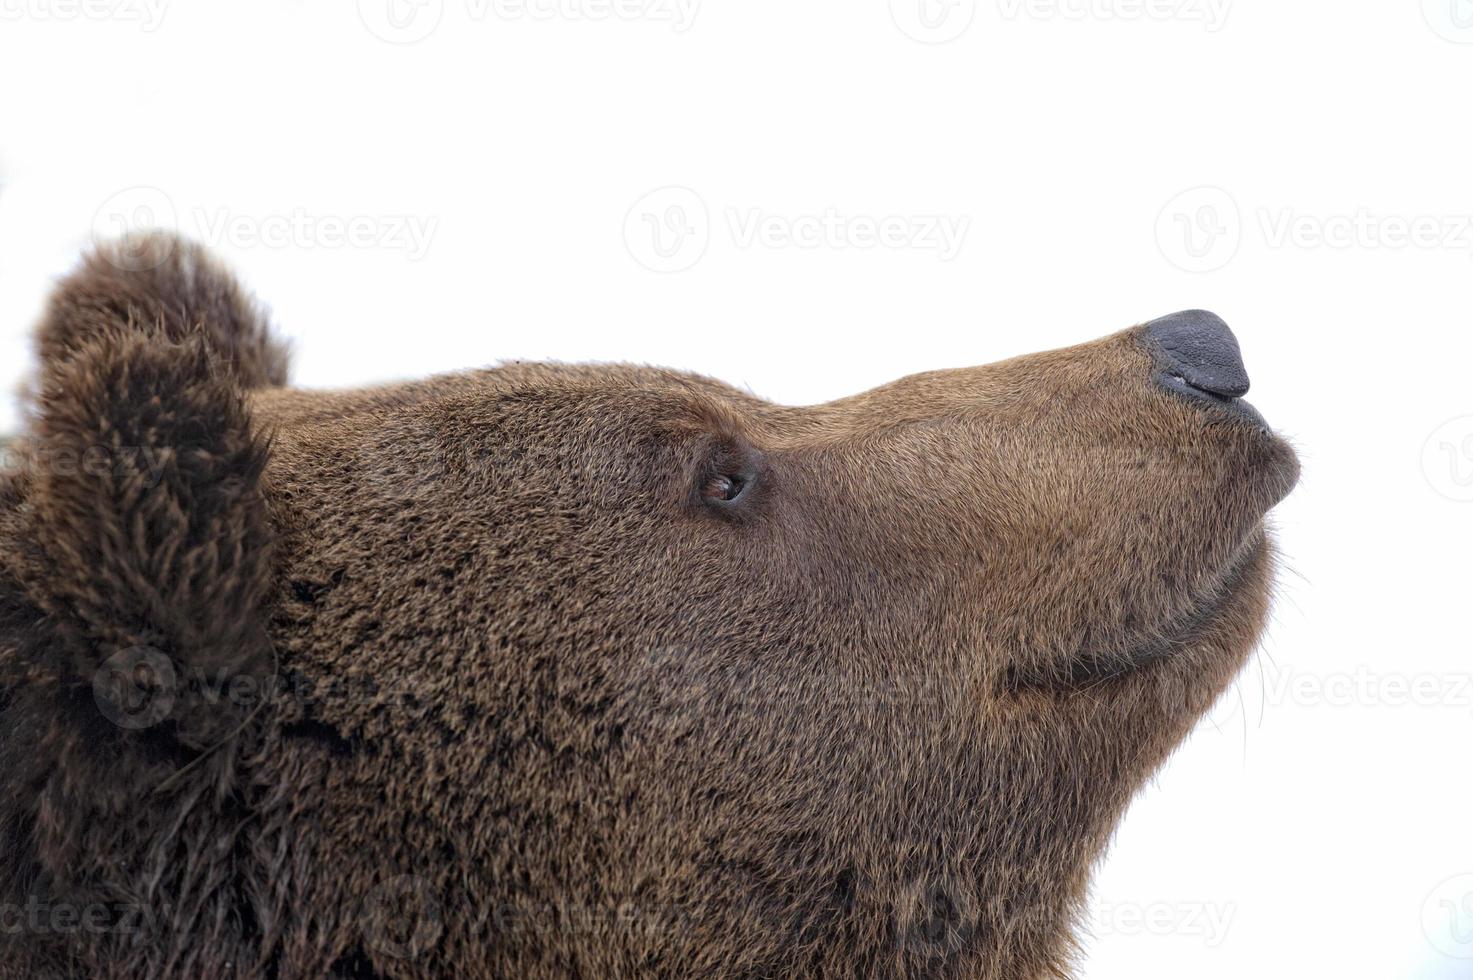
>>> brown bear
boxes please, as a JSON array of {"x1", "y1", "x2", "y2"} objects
[{"x1": 0, "y1": 234, "x2": 1298, "y2": 979}]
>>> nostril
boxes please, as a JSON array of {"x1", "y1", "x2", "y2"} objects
[{"x1": 1144, "y1": 309, "x2": 1251, "y2": 399}]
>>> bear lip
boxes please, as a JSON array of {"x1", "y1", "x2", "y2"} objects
[
  {"x1": 1155, "y1": 368, "x2": 1269, "y2": 428},
  {"x1": 1005, "y1": 534, "x2": 1265, "y2": 692}
]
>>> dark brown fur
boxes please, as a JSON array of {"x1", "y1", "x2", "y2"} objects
[{"x1": 0, "y1": 234, "x2": 1298, "y2": 979}]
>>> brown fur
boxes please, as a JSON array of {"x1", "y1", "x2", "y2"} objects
[{"x1": 0, "y1": 234, "x2": 1298, "y2": 979}]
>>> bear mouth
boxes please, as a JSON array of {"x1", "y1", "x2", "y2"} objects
[{"x1": 1007, "y1": 535, "x2": 1265, "y2": 692}]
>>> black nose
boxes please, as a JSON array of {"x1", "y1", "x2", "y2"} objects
[{"x1": 1144, "y1": 310, "x2": 1251, "y2": 401}]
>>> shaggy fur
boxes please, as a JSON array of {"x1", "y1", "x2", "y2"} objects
[{"x1": 0, "y1": 234, "x2": 1299, "y2": 979}]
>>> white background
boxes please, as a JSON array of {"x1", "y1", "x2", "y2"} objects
[{"x1": 2, "y1": 2, "x2": 1472, "y2": 977}]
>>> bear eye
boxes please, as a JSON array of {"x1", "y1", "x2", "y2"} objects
[
  {"x1": 692, "y1": 437, "x2": 763, "y2": 517},
  {"x1": 702, "y1": 473, "x2": 745, "y2": 503}
]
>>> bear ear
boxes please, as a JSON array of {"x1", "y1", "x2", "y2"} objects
[
  {"x1": 4, "y1": 233, "x2": 285, "y2": 748},
  {"x1": 35, "y1": 232, "x2": 290, "y2": 389}
]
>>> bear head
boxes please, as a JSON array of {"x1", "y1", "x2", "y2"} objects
[{"x1": 0, "y1": 234, "x2": 1298, "y2": 979}]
